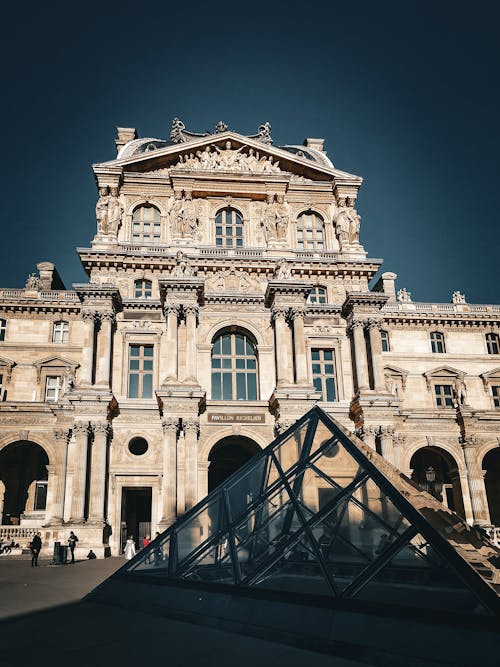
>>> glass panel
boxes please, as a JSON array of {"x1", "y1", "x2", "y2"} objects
[
  {"x1": 247, "y1": 358, "x2": 256, "y2": 369},
  {"x1": 128, "y1": 374, "x2": 139, "y2": 398},
  {"x1": 221, "y1": 334, "x2": 231, "y2": 355},
  {"x1": 221, "y1": 358, "x2": 231, "y2": 369},
  {"x1": 274, "y1": 421, "x2": 310, "y2": 474},
  {"x1": 222, "y1": 373, "x2": 232, "y2": 400},
  {"x1": 311, "y1": 350, "x2": 320, "y2": 361},
  {"x1": 182, "y1": 540, "x2": 235, "y2": 584},
  {"x1": 247, "y1": 373, "x2": 257, "y2": 400},
  {"x1": 235, "y1": 334, "x2": 245, "y2": 356},
  {"x1": 212, "y1": 373, "x2": 221, "y2": 400},
  {"x1": 226, "y1": 455, "x2": 269, "y2": 523},
  {"x1": 176, "y1": 495, "x2": 224, "y2": 566},
  {"x1": 143, "y1": 346, "x2": 153, "y2": 357},
  {"x1": 142, "y1": 374, "x2": 153, "y2": 398},
  {"x1": 213, "y1": 338, "x2": 221, "y2": 354},
  {"x1": 129, "y1": 534, "x2": 171, "y2": 573},
  {"x1": 235, "y1": 358, "x2": 245, "y2": 369},
  {"x1": 313, "y1": 377, "x2": 322, "y2": 394},
  {"x1": 211, "y1": 358, "x2": 221, "y2": 369},
  {"x1": 236, "y1": 373, "x2": 246, "y2": 400},
  {"x1": 143, "y1": 360, "x2": 153, "y2": 371},
  {"x1": 325, "y1": 378, "x2": 336, "y2": 401},
  {"x1": 129, "y1": 360, "x2": 140, "y2": 370}
]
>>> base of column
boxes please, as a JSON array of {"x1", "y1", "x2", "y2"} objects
[
  {"x1": 68, "y1": 517, "x2": 86, "y2": 525},
  {"x1": 43, "y1": 517, "x2": 64, "y2": 527}
]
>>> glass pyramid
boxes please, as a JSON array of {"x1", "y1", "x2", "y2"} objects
[{"x1": 124, "y1": 407, "x2": 500, "y2": 616}]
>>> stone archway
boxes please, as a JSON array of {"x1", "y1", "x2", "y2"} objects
[
  {"x1": 410, "y1": 446, "x2": 465, "y2": 518},
  {"x1": 0, "y1": 441, "x2": 49, "y2": 525},
  {"x1": 208, "y1": 436, "x2": 261, "y2": 493},
  {"x1": 483, "y1": 448, "x2": 500, "y2": 526}
]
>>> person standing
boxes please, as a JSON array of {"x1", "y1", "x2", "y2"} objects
[
  {"x1": 30, "y1": 532, "x2": 42, "y2": 567},
  {"x1": 123, "y1": 536, "x2": 136, "y2": 560},
  {"x1": 68, "y1": 531, "x2": 79, "y2": 564}
]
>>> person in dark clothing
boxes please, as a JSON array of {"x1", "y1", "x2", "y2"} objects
[
  {"x1": 68, "y1": 531, "x2": 78, "y2": 563},
  {"x1": 30, "y1": 532, "x2": 42, "y2": 567}
]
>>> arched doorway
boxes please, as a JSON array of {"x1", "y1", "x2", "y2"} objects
[
  {"x1": 483, "y1": 448, "x2": 500, "y2": 525},
  {"x1": 0, "y1": 441, "x2": 49, "y2": 525},
  {"x1": 410, "y1": 446, "x2": 465, "y2": 518},
  {"x1": 208, "y1": 436, "x2": 261, "y2": 493}
]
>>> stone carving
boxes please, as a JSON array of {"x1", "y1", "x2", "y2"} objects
[
  {"x1": 257, "y1": 122, "x2": 272, "y2": 145},
  {"x1": 205, "y1": 266, "x2": 260, "y2": 292},
  {"x1": 170, "y1": 117, "x2": 186, "y2": 143},
  {"x1": 162, "y1": 417, "x2": 179, "y2": 433},
  {"x1": 275, "y1": 195, "x2": 290, "y2": 241},
  {"x1": 453, "y1": 378, "x2": 468, "y2": 406},
  {"x1": 25, "y1": 273, "x2": 41, "y2": 290},
  {"x1": 397, "y1": 288, "x2": 412, "y2": 303},
  {"x1": 452, "y1": 291, "x2": 466, "y2": 304},
  {"x1": 274, "y1": 258, "x2": 293, "y2": 279},
  {"x1": 96, "y1": 186, "x2": 123, "y2": 235},
  {"x1": 172, "y1": 142, "x2": 281, "y2": 174},
  {"x1": 215, "y1": 121, "x2": 228, "y2": 133},
  {"x1": 167, "y1": 191, "x2": 200, "y2": 239},
  {"x1": 333, "y1": 199, "x2": 361, "y2": 248},
  {"x1": 171, "y1": 251, "x2": 195, "y2": 277}
]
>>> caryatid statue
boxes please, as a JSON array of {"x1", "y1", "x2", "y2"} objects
[
  {"x1": 262, "y1": 194, "x2": 278, "y2": 241},
  {"x1": 106, "y1": 187, "x2": 123, "y2": 235},
  {"x1": 275, "y1": 195, "x2": 290, "y2": 241},
  {"x1": 171, "y1": 250, "x2": 194, "y2": 277},
  {"x1": 333, "y1": 198, "x2": 361, "y2": 246},
  {"x1": 168, "y1": 191, "x2": 185, "y2": 238},
  {"x1": 96, "y1": 187, "x2": 110, "y2": 234},
  {"x1": 182, "y1": 192, "x2": 198, "y2": 237}
]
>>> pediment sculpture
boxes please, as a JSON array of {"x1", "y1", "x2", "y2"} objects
[{"x1": 171, "y1": 141, "x2": 281, "y2": 174}]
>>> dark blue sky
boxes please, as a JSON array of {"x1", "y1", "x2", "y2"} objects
[{"x1": 1, "y1": 1, "x2": 498, "y2": 304}]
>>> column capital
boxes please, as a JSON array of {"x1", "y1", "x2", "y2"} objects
[
  {"x1": 378, "y1": 425, "x2": 396, "y2": 438},
  {"x1": 73, "y1": 421, "x2": 89, "y2": 436},
  {"x1": 97, "y1": 311, "x2": 115, "y2": 324},
  {"x1": 54, "y1": 428, "x2": 71, "y2": 443},
  {"x1": 184, "y1": 304, "x2": 199, "y2": 317},
  {"x1": 289, "y1": 306, "x2": 306, "y2": 321},
  {"x1": 183, "y1": 418, "x2": 200, "y2": 435},
  {"x1": 275, "y1": 418, "x2": 294, "y2": 436},
  {"x1": 346, "y1": 317, "x2": 366, "y2": 334},
  {"x1": 164, "y1": 303, "x2": 181, "y2": 317},
  {"x1": 366, "y1": 318, "x2": 383, "y2": 331},
  {"x1": 271, "y1": 306, "x2": 289, "y2": 321},
  {"x1": 81, "y1": 309, "x2": 98, "y2": 322},
  {"x1": 162, "y1": 417, "x2": 180, "y2": 433},
  {"x1": 91, "y1": 422, "x2": 111, "y2": 436}
]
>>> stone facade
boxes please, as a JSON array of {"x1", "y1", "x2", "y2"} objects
[{"x1": 0, "y1": 120, "x2": 499, "y2": 557}]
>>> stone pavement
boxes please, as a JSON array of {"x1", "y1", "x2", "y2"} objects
[{"x1": 0, "y1": 557, "x2": 361, "y2": 667}]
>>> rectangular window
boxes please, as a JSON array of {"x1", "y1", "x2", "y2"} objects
[
  {"x1": 492, "y1": 386, "x2": 500, "y2": 409},
  {"x1": 0, "y1": 373, "x2": 4, "y2": 401},
  {"x1": 430, "y1": 332, "x2": 445, "y2": 353},
  {"x1": 128, "y1": 345, "x2": 154, "y2": 399},
  {"x1": 380, "y1": 331, "x2": 390, "y2": 352},
  {"x1": 434, "y1": 384, "x2": 453, "y2": 408},
  {"x1": 486, "y1": 334, "x2": 500, "y2": 355},
  {"x1": 0, "y1": 319, "x2": 6, "y2": 341},
  {"x1": 45, "y1": 376, "x2": 62, "y2": 402},
  {"x1": 34, "y1": 481, "x2": 48, "y2": 510},
  {"x1": 311, "y1": 349, "x2": 337, "y2": 402},
  {"x1": 52, "y1": 321, "x2": 69, "y2": 343}
]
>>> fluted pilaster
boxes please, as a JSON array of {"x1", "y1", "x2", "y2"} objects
[{"x1": 88, "y1": 422, "x2": 110, "y2": 523}]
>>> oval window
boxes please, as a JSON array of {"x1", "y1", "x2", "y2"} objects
[{"x1": 128, "y1": 437, "x2": 149, "y2": 456}]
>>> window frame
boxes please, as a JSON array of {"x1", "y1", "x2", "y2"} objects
[
  {"x1": 380, "y1": 330, "x2": 390, "y2": 352},
  {"x1": 215, "y1": 207, "x2": 244, "y2": 248},
  {"x1": 52, "y1": 320, "x2": 69, "y2": 344},
  {"x1": 311, "y1": 348, "x2": 337, "y2": 402},
  {"x1": 296, "y1": 210, "x2": 325, "y2": 251},
  {"x1": 45, "y1": 375, "x2": 63, "y2": 402},
  {"x1": 434, "y1": 383, "x2": 454, "y2": 408},
  {"x1": 134, "y1": 279, "x2": 153, "y2": 300},
  {"x1": 307, "y1": 287, "x2": 327, "y2": 305},
  {"x1": 430, "y1": 331, "x2": 446, "y2": 354},
  {"x1": 492, "y1": 385, "x2": 500, "y2": 409},
  {"x1": 131, "y1": 205, "x2": 161, "y2": 244},
  {"x1": 486, "y1": 333, "x2": 500, "y2": 355},
  {"x1": 0, "y1": 318, "x2": 6, "y2": 342},
  {"x1": 127, "y1": 344, "x2": 154, "y2": 399},
  {"x1": 211, "y1": 330, "x2": 259, "y2": 401}
]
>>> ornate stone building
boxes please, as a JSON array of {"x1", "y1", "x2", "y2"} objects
[{"x1": 0, "y1": 120, "x2": 499, "y2": 557}]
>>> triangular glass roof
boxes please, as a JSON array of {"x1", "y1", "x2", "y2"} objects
[{"x1": 124, "y1": 407, "x2": 500, "y2": 616}]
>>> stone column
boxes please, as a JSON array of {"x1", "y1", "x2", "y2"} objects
[
  {"x1": 69, "y1": 422, "x2": 89, "y2": 523},
  {"x1": 290, "y1": 307, "x2": 309, "y2": 385},
  {"x1": 349, "y1": 319, "x2": 370, "y2": 391},
  {"x1": 176, "y1": 428, "x2": 186, "y2": 516},
  {"x1": 88, "y1": 423, "x2": 110, "y2": 523},
  {"x1": 184, "y1": 418, "x2": 200, "y2": 512},
  {"x1": 80, "y1": 311, "x2": 96, "y2": 386},
  {"x1": 367, "y1": 319, "x2": 385, "y2": 392},
  {"x1": 378, "y1": 426, "x2": 395, "y2": 465},
  {"x1": 95, "y1": 313, "x2": 114, "y2": 387},
  {"x1": 164, "y1": 305, "x2": 179, "y2": 382},
  {"x1": 461, "y1": 435, "x2": 491, "y2": 525},
  {"x1": 184, "y1": 305, "x2": 198, "y2": 383},
  {"x1": 355, "y1": 426, "x2": 376, "y2": 450},
  {"x1": 45, "y1": 429, "x2": 70, "y2": 525},
  {"x1": 160, "y1": 418, "x2": 178, "y2": 526},
  {"x1": 272, "y1": 307, "x2": 293, "y2": 386},
  {"x1": 392, "y1": 433, "x2": 406, "y2": 471}
]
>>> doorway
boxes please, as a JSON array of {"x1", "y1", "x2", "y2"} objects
[
  {"x1": 120, "y1": 487, "x2": 152, "y2": 552},
  {"x1": 208, "y1": 436, "x2": 261, "y2": 493}
]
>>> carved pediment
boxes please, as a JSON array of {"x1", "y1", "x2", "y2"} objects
[
  {"x1": 0, "y1": 356, "x2": 16, "y2": 382},
  {"x1": 33, "y1": 355, "x2": 79, "y2": 383},
  {"x1": 479, "y1": 367, "x2": 500, "y2": 391},
  {"x1": 423, "y1": 365, "x2": 464, "y2": 390},
  {"x1": 383, "y1": 365, "x2": 408, "y2": 391}
]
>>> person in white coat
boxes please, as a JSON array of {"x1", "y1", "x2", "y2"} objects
[{"x1": 124, "y1": 536, "x2": 136, "y2": 560}]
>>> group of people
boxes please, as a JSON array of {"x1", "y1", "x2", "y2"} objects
[
  {"x1": 0, "y1": 538, "x2": 20, "y2": 554},
  {"x1": 123, "y1": 531, "x2": 163, "y2": 564},
  {"x1": 28, "y1": 530, "x2": 80, "y2": 567}
]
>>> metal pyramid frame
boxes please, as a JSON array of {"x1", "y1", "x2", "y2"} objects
[{"x1": 124, "y1": 407, "x2": 500, "y2": 616}]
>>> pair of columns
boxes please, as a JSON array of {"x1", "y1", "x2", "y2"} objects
[
  {"x1": 164, "y1": 304, "x2": 198, "y2": 383},
  {"x1": 80, "y1": 311, "x2": 115, "y2": 387},
  {"x1": 272, "y1": 306, "x2": 309, "y2": 386},
  {"x1": 461, "y1": 436, "x2": 490, "y2": 525},
  {"x1": 355, "y1": 424, "x2": 398, "y2": 466},
  {"x1": 349, "y1": 318, "x2": 385, "y2": 393},
  {"x1": 160, "y1": 417, "x2": 200, "y2": 525}
]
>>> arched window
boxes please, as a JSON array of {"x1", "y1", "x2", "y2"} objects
[
  {"x1": 0, "y1": 319, "x2": 7, "y2": 342},
  {"x1": 430, "y1": 331, "x2": 446, "y2": 353},
  {"x1": 486, "y1": 332, "x2": 500, "y2": 355},
  {"x1": 296, "y1": 211, "x2": 324, "y2": 250},
  {"x1": 380, "y1": 330, "x2": 390, "y2": 352},
  {"x1": 132, "y1": 205, "x2": 161, "y2": 243},
  {"x1": 211, "y1": 330, "x2": 258, "y2": 400},
  {"x1": 52, "y1": 321, "x2": 69, "y2": 344},
  {"x1": 215, "y1": 208, "x2": 243, "y2": 248},
  {"x1": 134, "y1": 279, "x2": 152, "y2": 299},
  {"x1": 308, "y1": 287, "x2": 327, "y2": 304}
]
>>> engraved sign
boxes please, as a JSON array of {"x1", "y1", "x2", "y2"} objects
[{"x1": 208, "y1": 413, "x2": 265, "y2": 424}]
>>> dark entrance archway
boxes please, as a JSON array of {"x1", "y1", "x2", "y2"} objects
[
  {"x1": 121, "y1": 487, "x2": 152, "y2": 552},
  {"x1": 0, "y1": 441, "x2": 49, "y2": 524},
  {"x1": 483, "y1": 448, "x2": 500, "y2": 525},
  {"x1": 208, "y1": 436, "x2": 261, "y2": 493},
  {"x1": 410, "y1": 446, "x2": 465, "y2": 518}
]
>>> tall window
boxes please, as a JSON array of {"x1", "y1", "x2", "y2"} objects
[
  {"x1": 0, "y1": 373, "x2": 5, "y2": 401},
  {"x1": 134, "y1": 279, "x2": 152, "y2": 299},
  {"x1": 215, "y1": 208, "x2": 243, "y2": 248},
  {"x1": 0, "y1": 319, "x2": 6, "y2": 341},
  {"x1": 132, "y1": 205, "x2": 161, "y2": 244},
  {"x1": 52, "y1": 321, "x2": 69, "y2": 343},
  {"x1": 434, "y1": 384, "x2": 453, "y2": 408},
  {"x1": 297, "y1": 211, "x2": 324, "y2": 250},
  {"x1": 492, "y1": 386, "x2": 500, "y2": 409},
  {"x1": 211, "y1": 331, "x2": 258, "y2": 400},
  {"x1": 308, "y1": 287, "x2": 327, "y2": 304},
  {"x1": 430, "y1": 331, "x2": 446, "y2": 353},
  {"x1": 128, "y1": 345, "x2": 153, "y2": 398},
  {"x1": 34, "y1": 481, "x2": 48, "y2": 511},
  {"x1": 311, "y1": 349, "x2": 336, "y2": 402},
  {"x1": 486, "y1": 333, "x2": 500, "y2": 355},
  {"x1": 45, "y1": 376, "x2": 62, "y2": 402},
  {"x1": 380, "y1": 330, "x2": 390, "y2": 352}
]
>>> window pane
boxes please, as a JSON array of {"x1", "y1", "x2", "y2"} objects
[
  {"x1": 143, "y1": 360, "x2": 153, "y2": 371},
  {"x1": 235, "y1": 335, "x2": 245, "y2": 356},
  {"x1": 235, "y1": 358, "x2": 245, "y2": 369},
  {"x1": 211, "y1": 358, "x2": 221, "y2": 369},
  {"x1": 323, "y1": 350, "x2": 333, "y2": 360},
  {"x1": 142, "y1": 374, "x2": 153, "y2": 399},
  {"x1": 236, "y1": 373, "x2": 246, "y2": 400},
  {"x1": 222, "y1": 358, "x2": 232, "y2": 369},
  {"x1": 129, "y1": 360, "x2": 140, "y2": 370},
  {"x1": 311, "y1": 350, "x2": 320, "y2": 361},
  {"x1": 325, "y1": 378, "x2": 336, "y2": 402},
  {"x1": 143, "y1": 346, "x2": 153, "y2": 357},
  {"x1": 129, "y1": 374, "x2": 139, "y2": 398},
  {"x1": 212, "y1": 373, "x2": 221, "y2": 400},
  {"x1": 247, "y1": 373, "x2": 257, "y2": 400},
  {"x1": 313, "y1": 377, "x2": 322, "y2": 395},
  {"x1": 247, "y1": 359, "x2": 256, "y2": 369},
  {"x1": 222, "y1": 373, "x2": 232, "y2": 400},
  {"x1": 221, "y1": 335, "x2": 231, "y2": 355},
  {"x1": 213, "y1": 338, "x2": 221, "y2": 355}
]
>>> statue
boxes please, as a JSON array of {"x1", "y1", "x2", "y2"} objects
[
  {"x1": 168, "y1": 192, "x2": 185, "y2": 238},
  {"x1": 262, "y1": 194, "x2": 278, "y2": 241},
  {"x1": 275, "y1": 195, "x2": 290, "y2": 241},
  {"x1": 172, "y1": 144, "x2": 280, "y2": 174},
  {"x1": 106, "y1": 188, "x2": 123, "y2": 235},
  {"x1": 257, "y1": 122, "x2": 272, "y2": 145},
  {"x1": 25, "y1": 273, "x2": 41, "y2": 290},
  {"x1": 452, "y1": 290, "x2": 466, "y2": 305},
  {"x1": 333, "y1": 202, "x2": 350, "y2": 247},
  {"x1": 215, "y1": 121, "x2": 228, "y2": 133},
  {"x1": 182, "y1": 192, "x2": 198, "y2": 237},
  {"x1": 171, "y1": 251, "x2": 194, "y2": 277},
  {"x1": 345, "y1": 199, "x2": 361, "y2": 243},
  {"x1": 170, "y1": 117, "x2": 186, "y2": 143},
  {"x1": 275, "y1": 258, "x2": 292, "y2": 279},
  {"x1": 453, "y1": 378, "x2": 467, "y2": 406},
  {"x1": 96, "y1": 187, "x2": 110, "y2": 234},
  {"x1": 397, "y1": 288, "x2": 412, "y2": 303}
]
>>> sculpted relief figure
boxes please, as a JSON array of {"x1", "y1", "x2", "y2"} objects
[
  {"x1": 172, "y1": 143, "x2": 281, "y2": 174},
  {"x1": 397, "y1": 288, "x2": 412, "y2": 303},
  {"x1": 333, "y1": 198, "x2": 361, "y2": 247},
  {"x1": 275, "y1": 195, "x2": 290, "y2": 241},
  {"x1": 274, "y1": 258, "x2": 293, "y2": 280},
  {"x1": 96, "y1": 186, "x2": 122, "y2": 236},
  {"x1": 452, "y1": 290, "x2": 466, "y2": 305},
  {"x1": 262, "y1": 194, "x2": 278, "y2": 241},
  {"x1": 96, "y1": 187, "x2": 110, "y2": 234},
  {"x1": 171, "y1": 250, "x2": 195, "y2": 277},
  {"x1": 182, "y1": 192, "x2": 198, "y2": 237}
]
